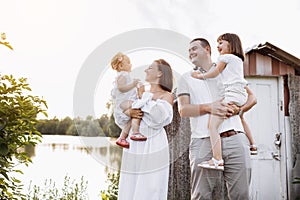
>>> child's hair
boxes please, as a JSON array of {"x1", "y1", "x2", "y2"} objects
[
  {"x1": 111, "y1": 52, "x2": 127, "y2": 71},
  {"x1": 217, "y1": 33, "x2": 245, "y2": 61}
]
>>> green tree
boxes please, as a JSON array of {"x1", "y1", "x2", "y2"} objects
[
  {"x1": 105, "y1": 100, "x2": 121, "y2": 137},
  {"x1": 98, "y1": 114, "x2": 109, "y2": 136},
  {"x1": 35, "y1": 118, "x2": 59, "y2": 134},
  {"x1": 56, "y1": 116, "x2": 73, "y2": 135},
  {"x1": 65, "y1": 117, "x2": 105, "y2": 137},
  {"x1": 107, "y1": 114, "x2": 121, "y2": 138},
  {"x1": 66, "y1": 123, "x2": 77, "y2": 136},
  {"x1": 0, "y1": 75, "x2": 47, "y2": 199}
]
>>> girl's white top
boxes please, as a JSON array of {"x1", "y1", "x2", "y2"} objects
[
  {"x1": 218, "y1": 54, "x2": 247, "y2": 86},
  {"x1": 111, "y1": 71, "x2": 137, "y2": 106},
  {"x1": 111, "y1": 71, "x2": 137, "y2": 129}
]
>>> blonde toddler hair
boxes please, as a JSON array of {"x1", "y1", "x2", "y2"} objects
[{"x1": 111, "y1": 52, "x2": 127, "y2": 72}]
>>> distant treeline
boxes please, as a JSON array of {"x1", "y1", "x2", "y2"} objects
[{"x1": 36, "y1": 114, "x2": 121, "y2": 137}]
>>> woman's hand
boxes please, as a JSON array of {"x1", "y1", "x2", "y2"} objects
[{"x1": 124, "y1": 108, "x2": 143, "y2": 119}]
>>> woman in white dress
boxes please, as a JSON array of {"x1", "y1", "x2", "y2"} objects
[{"x1": 117, "y1": 59, "x2": 174, "y2": 200}]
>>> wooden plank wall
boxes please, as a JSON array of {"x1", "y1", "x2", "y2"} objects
[{"x1": 244, "y1": 52, "x2": 295, "y2": 77}]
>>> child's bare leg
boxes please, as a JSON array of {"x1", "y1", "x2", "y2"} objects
[
  {"x1": 130, "y1": 118, "x2": 147, "y2": 141},
  {"x1": 208, "y1": 115, "x2": 224, "y2": 161},
  {"x1": 116, "y1": 121, "x2": 130, "y2": 148},
  {"x1": 198, "y1": 115, "x2": 224, "y2": 170},
  {"x1": 131, "y1": 118, "x2": 141, "y2": 134},
  {"x1": 240, "y1": 116, "x2": 257, "y2": 154},
  {"x1": 240, "y1": 117, "x2": 255, "y2": 145},
  {"x1": 120, "y1": 100, "x2": 134, "y2": 111},
  {"x1": 120, "y1": 121, "x2": 131, "y2": 139}
]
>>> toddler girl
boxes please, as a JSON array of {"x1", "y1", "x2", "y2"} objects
[{"x1": 111, "y1": 52, "x2": 147, "y2": 148}]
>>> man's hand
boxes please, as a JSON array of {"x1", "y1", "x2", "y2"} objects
[
  {"x1": 124, "y1": 108, "x2": 143, "y2": 119},
  {"x1": 227, "y1": 102, "x2": 240, "y2": 116},
  {"x1": 210, "y1": 98, "x2": 235, "y2": 118}
]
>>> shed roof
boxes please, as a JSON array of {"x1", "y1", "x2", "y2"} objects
[{"x1": 246, "y1": 42, "x2": 300, "y2": 73}]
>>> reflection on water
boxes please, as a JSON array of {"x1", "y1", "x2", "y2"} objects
[{"x1": 19, "y1": 135, "x2": 122, "y2": 199}]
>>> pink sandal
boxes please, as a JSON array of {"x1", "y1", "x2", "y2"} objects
[
  {"x1": 130, "y1": 132, "x2": 147, "y2": 141},
  {"x1": 116, "y1": 138, "x2": 129, "y2": 148}
]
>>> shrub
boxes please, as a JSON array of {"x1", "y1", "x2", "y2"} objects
[
  {"x1": 101, "y1": 172, "x2": 120, "y2": 200},
  {"x1": 0, "y1": 75, "x2": 47, "y2": 199},
  {"x1": 26, "y1": 175, "x2": 88, "y2": 200}
]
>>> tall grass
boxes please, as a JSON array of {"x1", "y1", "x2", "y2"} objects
[{"x1": 26, "y1": 175, "x2": 89, "y2": 200}]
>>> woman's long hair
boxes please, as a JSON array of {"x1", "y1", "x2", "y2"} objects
[{"x1": 155, "y1": 59, "x2": 173, "y2": 93}]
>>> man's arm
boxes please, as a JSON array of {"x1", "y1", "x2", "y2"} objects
[
  {"x1": 178, "y1": 94, "x2": 234, "y2": 118},
  {"x1": 222, "y1": 86, "x2": 256, "y2": 117},
  {"x1": 239, "y1": 86, "x2": 257, "y2": 114}
]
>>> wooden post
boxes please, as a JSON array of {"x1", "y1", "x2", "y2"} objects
[
  {"x1": 288, "y1": 74, "x2": 300, "y2": 199},
  {"x1": 166, "y1": 101, "x2": 228, "y2": 200},
  {"x1": 166, "y1": 101, "x2": 191, "y2": 200}
]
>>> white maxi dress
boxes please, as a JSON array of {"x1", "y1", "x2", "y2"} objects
[{"x1": 117, "y1": 93, "x2": 173, "y2": 200}]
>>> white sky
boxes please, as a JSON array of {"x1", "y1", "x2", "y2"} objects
[{"x1": 1, "y1": 0, "x2": 299, "y2": 119}]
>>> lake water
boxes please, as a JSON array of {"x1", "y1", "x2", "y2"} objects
[{"x1": 17, "y1": 135, "x2": 122, "y2": 200}]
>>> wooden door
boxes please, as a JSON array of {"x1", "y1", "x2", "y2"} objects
[{"x1": 244, "y1": 77, "x2": 285, "y2": 200}]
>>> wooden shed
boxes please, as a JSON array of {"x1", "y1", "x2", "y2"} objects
[{"x1": 243, "y1": 42, "x2": 300, "y2": 199}]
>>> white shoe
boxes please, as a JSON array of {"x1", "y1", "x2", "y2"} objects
[
  {"x1": 198, "y1": 157, "x2": 224, "y2": 171},
  {"x1": 250, "y1": 144, "x2": 258, "y2": 155}
]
